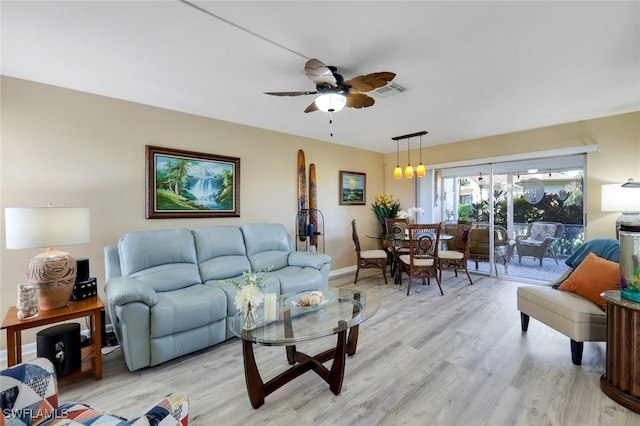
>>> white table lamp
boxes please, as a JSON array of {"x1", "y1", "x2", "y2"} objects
[
  {"x1": 601, "y1": 182, "x2": 640, "y2": 238},
  {"x1": 5, "y1": 207, "x2": 90, "y2": 310}
]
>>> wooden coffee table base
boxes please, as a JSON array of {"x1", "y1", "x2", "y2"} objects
[{"x1": 242, "y1": 320, "x2": 358, "y2": 409}]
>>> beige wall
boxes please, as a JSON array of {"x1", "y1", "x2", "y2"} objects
[
  {"x1": 0, "y1": 77, "x2": 385, "y2": 350},
  {"x1": 385, "y1": 112, "x2": 640, "y2": 239},
  {"x1": 1, "y1": 76, "x2": 638, "y2": 351}
]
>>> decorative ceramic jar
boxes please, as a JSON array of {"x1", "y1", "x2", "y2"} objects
[{"x1": 619, "y1": 224, "x2": 640, "y2": 302}]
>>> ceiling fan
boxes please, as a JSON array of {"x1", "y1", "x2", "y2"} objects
[{"x1": 265, "y1": 58, "x2": 396, "y2": 113}]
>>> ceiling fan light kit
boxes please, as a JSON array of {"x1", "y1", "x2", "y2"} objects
[
  {"x1": 265, "y1": 58, "x2": 395, "y2": 136},
  {"x1": 392, "y1": 131, "x2": 428, "y2": 179},
  {"x1": 315, "y1": 93, "x2": 346, "y2": 112}
]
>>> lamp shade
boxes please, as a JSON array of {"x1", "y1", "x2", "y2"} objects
[
  {"x1": 315, "y1": 93, "x2": 346, "y2": 112},
  {"x1": 601, "y1": 184, "x2": 640, "y2": 213},
  {"x1": 404, "y1": 165, "x2": 413, "y2": 179},
  {"x1": 393, "y1": 166, "x2": 402, "y2": 179},
  {"x1": 5, "y1": 207, "x2": 90, "y2": 249}
]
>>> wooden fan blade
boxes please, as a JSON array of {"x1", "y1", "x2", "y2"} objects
[
  {"x1": 304, "y1": 101, "x2": 319, "y2": 113},
  {"x1": 345, "y1": 93, "x2": 375, "y2": 109},
  {"x1": 343, "y1": 72, "x2": 396, "y2": 92},
  {"x1": 264, "y1": 91, "x2": 318, "y2": 97},
  {"x1": 305, "y1": 58, "x2": 337, "y2": 87}
]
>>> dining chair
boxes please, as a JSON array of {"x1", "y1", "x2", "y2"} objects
[
  {"x1": 385, "y1": 218, "x2": 410, "y2": 278},
  {"x1": 398, "y1": 223, "x2": 442, "y2": 296},
  {"x1": 438, "y1": 219, "x2": 473, "y2": 285},
  {"x1": 351, "y1": 219, "x2": 388, "y2": 284}
]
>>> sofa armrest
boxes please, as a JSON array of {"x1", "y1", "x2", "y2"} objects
[
  {"x1": 104, "y1": 276, "x2": 158, "y2": 307},
  {"x1": 288, "y1": 251, "x2": 332, "y2": 269}
]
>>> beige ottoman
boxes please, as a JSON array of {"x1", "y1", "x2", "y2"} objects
[{"x1": 517, "y1": 283, "x2": 607, "y2": 365}]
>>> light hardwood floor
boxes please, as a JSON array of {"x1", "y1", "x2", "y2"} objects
[{"x1": 57, "y1": 271, "x2": 639, "y2": 425}]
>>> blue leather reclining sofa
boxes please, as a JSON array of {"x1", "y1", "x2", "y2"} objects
[{"x1": 104, "y1": 223, "x2": 331, "y2": 371}]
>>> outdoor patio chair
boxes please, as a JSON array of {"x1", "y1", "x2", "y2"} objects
[
  {"x1": 464, "y1": 223, "x2": 515, "y2": 274},
  {"x1": 516, "y1": 221, "x2": 565, "y2": 266}
]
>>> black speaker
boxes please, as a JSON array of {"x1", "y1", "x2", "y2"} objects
[
  {"x1": 71, "y1": 277, "x2": 97, "y2": 301},
  {"x1": 37, "y1": 323, "x2": 81, "y2": 377},
  {"x1": 76, "y1": 258, "x2": 90, "y2": 283}
]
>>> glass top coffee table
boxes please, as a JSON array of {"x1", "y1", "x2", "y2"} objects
[{"x1": 229, "y1": 287, "x2": 378, "y2": 408}]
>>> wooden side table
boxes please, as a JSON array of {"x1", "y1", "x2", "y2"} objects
[
  {"x1": 600, "y1": 290, "x2": 640, "y2": 413},
  {"x1": 1, "y1": 297, "x2": 103, "y2": 381}
]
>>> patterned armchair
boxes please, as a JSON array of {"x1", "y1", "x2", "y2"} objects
[
  {"x1": 515, "y1": 221, "x2": 565, "y2": 266},
  {"x1": 1, "y1": 357, "x2": 189, "y2": 425}
]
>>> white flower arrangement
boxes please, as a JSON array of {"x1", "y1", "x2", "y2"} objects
[
  {"x1": 397, "y1": 206, "x2": 425, "y2": 219},
  {"x1": 223, "y1": 270, "x2": 271, "y2": 313}
]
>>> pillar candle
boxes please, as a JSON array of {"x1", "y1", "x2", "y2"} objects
[{"x1": 264, "y1": 293, "x2": 277, "y2": 321}]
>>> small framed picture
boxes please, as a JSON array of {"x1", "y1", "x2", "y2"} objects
[{"x1": 339, "y1": 171, "x2": 366, "y2": 205}]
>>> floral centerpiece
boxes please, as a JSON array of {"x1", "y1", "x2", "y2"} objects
[
  {"x1": 397, "y1": 206, "x2": 425, "y2": 222},
  {"x1": 371, "y1": 194, "x2": 401, "y2": 233},
  {"x1": 620, "y1": 268, "x2": 640, "y2": 302},
  {"x1": 223, "y1": 269, "x2": 271, "y2": 330}
]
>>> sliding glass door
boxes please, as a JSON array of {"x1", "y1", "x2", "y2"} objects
[{"x1": 433, "y1": 154, "x2": 585, "y2": 282}]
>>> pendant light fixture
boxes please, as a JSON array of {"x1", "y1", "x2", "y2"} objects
[
  {"x1": 391, "y1": 130, "x2": 428, "y2": 179},
  {"x1": 393, "y1": 139, "x2": 402, "y2": 179},
  {"x1": 404, "y1": 137, "x2": 413, "y2": 178},
  {"x1": 416, "y1": 132, "x2": 426, "y2": 177}
]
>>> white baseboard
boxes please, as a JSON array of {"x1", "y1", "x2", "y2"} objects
[{"x1": 329, "y1": 265, "x2": 356, "y2": 277}]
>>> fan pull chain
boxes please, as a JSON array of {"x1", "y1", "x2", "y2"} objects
[{"x1": 329, "y1": 111, "x2": 334, "y2": 137}]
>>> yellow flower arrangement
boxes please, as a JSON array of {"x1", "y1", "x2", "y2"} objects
[{"x1": 371, "y1": 194, "x2": 402, "y2": 229}]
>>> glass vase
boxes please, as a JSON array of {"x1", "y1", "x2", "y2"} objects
[{"x1": 243, "y1": 303, "x2": 257, "y2": 331}]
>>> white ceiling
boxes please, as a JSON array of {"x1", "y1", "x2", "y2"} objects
[{"x1": 2, "y1": 1, "x2": 639, "y2": 153}]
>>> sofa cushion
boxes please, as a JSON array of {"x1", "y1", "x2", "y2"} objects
[
  {"x1": 150, "y1": 284, "x2": 226, "y2": 337},
  {"x1": 558, "y1": 252, "x2": 620, "y2": 310},
  {"x1": 241, "y1": 223, "x2": 292, "y2": 270},
  {"x1": 288, "y1": 251, "x2": 331, "y2": 269},
  {"x1": 207, "y1": 275, "x2": 281, "y2": 315},
  {"x1": 273, "y1": 266, "x2": 324, "y2": 294},
  {"x1": 517, "y1": 285, "x2": 607, "y2": 342},
  {"x1": 199, "y1": 255, "x2": 252, "y2": 282},
  {"x1": 118, "y1": 229, "x2": 200, "y2": 292},
  {"x1": 529, "y1": 222, "x2": 559, "y2": 241},
  {"x1": 193, "y1": 226, "x2": 252, "y2": 281}
]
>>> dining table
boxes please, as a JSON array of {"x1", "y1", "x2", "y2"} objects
[{"x1": 367, "y1": 232, "x2": 453, "y2": 283}]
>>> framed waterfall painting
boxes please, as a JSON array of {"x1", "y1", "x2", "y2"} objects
[
  {"x1": 146, "y1": 145, "x2": 240, "y2": 218},
  {"x1": 339, "y1": 170, "x2": 366, "y2": 205}
]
